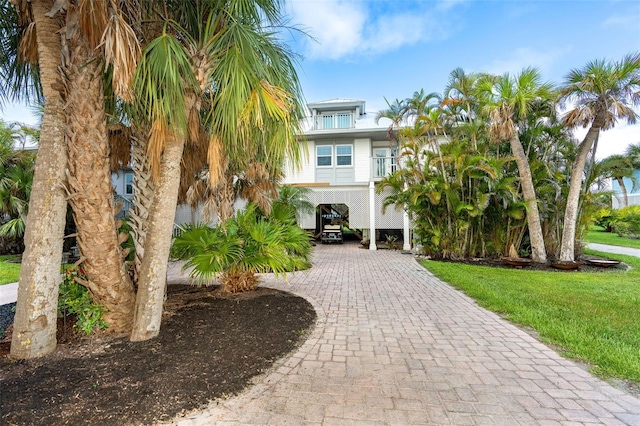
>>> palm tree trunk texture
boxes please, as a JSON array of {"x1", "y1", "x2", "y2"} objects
[
  {"x1": 65, "y1": 37, "x2": 135, "y2": 332},
  {"x1": 510, "y1": 135, "x2": 547, "y2": 263},
  {"x1": 131, "y1": 135, "x2": 185, "y2": 341},
  {"x1": 11, "y1": 0, "x2": 68, "y2": 359},
  {"x1": 559, "y1": 117, "x2": 604, "y2": 262}
]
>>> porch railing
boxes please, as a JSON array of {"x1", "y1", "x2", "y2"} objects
[{"x1": 371, "y1": 156, "x2": 397, "y2": 179}]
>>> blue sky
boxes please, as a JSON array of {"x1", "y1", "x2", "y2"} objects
[
  {"x1": 2, "y1": 0, "x2": 639, "y2": 157},
  {"x1": 284, "y1": 0, "x2": 640, "y2": 158}
]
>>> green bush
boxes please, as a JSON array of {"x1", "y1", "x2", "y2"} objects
[
  {"x1": 610, "y1": 206, "x2": 640, "y2": 239},
  {"x1": 58, "y1": 268, "x2": 108, "y2": 335},
  {"x1": 172, "y1": 204, "x2": 312, "y2": 293},
  {"x1": 593, "y1": 207, "x2": 615, "y2": 231}
]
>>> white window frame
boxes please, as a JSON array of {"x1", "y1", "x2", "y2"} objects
[
  {"x1": 335, "y1": 144, "x2": 353, "y2": 167},
  {"x1": 316, "y1": 145, "x2": 333, "y2": 167}
]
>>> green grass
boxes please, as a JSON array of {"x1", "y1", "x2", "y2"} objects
[
  {"x1": 421, "y1": 250, "x2": 640, "y2": 384},
  {"x1": 0, "y1": 255, "x2": 21, "y2": 285},
  {"x1": 584, "y1": 226, "x2": 640, "y2": 249}
]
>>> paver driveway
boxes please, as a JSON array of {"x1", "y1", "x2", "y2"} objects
[{"x1": 169, "y1": 242, "x2": 640, "y2": 425}]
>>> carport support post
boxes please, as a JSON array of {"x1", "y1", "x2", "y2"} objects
[
  {"x1": 403, "y1": 210, "x2": 411, "y2": 251},
  {"x1": 403, "y1": 182, "x2": 411, "y2": 251},
  {"x1": 369, "y1": 181, "x2": 377, "y2": 250}
]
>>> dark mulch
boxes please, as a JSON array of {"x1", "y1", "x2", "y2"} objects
[
  {"x1": 428, "y1": 256, "x2": 628, "y2": 273},
  {"x1": 0, "y1": 285, "x2": 316, "y2": 426}
]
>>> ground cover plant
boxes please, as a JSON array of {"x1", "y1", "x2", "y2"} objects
[
  {"x1": 0, "y1": 255, "x2": 21, "y2": 285},
  {"x1": 1, "y1": 285, "x2": 316, "y2": 425},
  {"x1": 421, "y1": 250, "x2": 640, "y2": 387},
  {"x1": 585, "y1": 227, "x2": 640, "y2": 249}
]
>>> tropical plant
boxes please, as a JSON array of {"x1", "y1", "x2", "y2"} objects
[
  {"x1": 58, "y1": 268, "x2": 108, "y2": 335},
  {"x1": 476, "y1": 68, "x2": 556, "y2": 263},
  {"x1": 0, "y1": 121, "x2": 34, "y2": 238},
  {"x1": 129, "y1": 0, "x2": 306, "y2": 341},
  {"x1": 271, "y1": 184, "x2": 315, "y2": 224},
  {"x1": 2, "y1": 0, "x2": 71, "y2": 359},
  {"x1": 559, "y1": 52, "x2": 640, "y2": 261},
  {"x1": 596, "y1": 154, "x2": 637, "y2": 207},
  {"x1": 172, "y1": 204, "x2": 311, "y2": 293},
  {"x1": 609, "y1": 205, "x2": 640, "y2": 238}
]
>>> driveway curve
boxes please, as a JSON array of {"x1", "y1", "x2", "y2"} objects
[{"x1": 169, "y1": 243, "x2": 640, "y2": 425}]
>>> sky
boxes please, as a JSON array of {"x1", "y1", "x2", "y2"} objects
[
  {"x1": 282, "y1": 0, "x2": 640, "y2": 159},
  {"x1": 1, "y1": 0, "x2": 639, "y2": 158}
]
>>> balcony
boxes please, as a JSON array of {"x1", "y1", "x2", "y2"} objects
[
  {"x1": 371, "y1": 156, "x2": 397, "y2": 180},
  {"x1": 314, "y1": 112, "x2": 354, "y2": 130}
]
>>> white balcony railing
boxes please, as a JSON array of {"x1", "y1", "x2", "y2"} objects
[
  {"x1": 314, "y1": 112, "x2": 354, "y2": 130},
  {"x1": 371, "y1": 156, "x2": 397, "y2": 179}
]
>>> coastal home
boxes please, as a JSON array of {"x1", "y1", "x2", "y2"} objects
[
  {"x1": 283, "y1": 98, "x2": 411, "y2": 250},
  {"x1": 112, "y1": 98, "x2": 412, "y2": 250}
]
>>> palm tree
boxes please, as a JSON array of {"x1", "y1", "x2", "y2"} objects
[
  {"x1": 478, "y1": 68, "x2": 556, "y2": 263},
  {"x1": 271, "y1": 184, "x2": 315, "y2": 224},
  {"x1": 61, "y1": 1, "x2": 139, "y2": 333},
  {"x1": 172, "y1": 204, "x2": 311, "y2": 293},
  {"x1": 4, "y1": 0, "x2": 70, "y2": 359},
  {"x1": 375, "y1": 97, "x2": 405, "y2": 150},
  {"x1": 559, "y1": 53, "x2": 640, "y2": 261},
  {"x1": 597, "y1": 154, "x2": 637, "y2": 207},
  {"x1": 129, "y1": 0, "x2": 305, "y2": 341}
]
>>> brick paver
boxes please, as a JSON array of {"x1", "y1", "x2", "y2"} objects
[{"x1": 164, "y1": 243, "x2": 640, "y2": 425}]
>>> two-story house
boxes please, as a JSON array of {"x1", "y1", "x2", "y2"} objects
[
  {"x1": 112, "y1": 98, "x2": 413, "y2": 250},
  {"x1": 284, "y1": 98, "x2": 411, "y2": 250}
]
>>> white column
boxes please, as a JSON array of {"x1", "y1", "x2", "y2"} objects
[
  {"x1": 403, "y1": 210, "x2": 411, "y2": 251},
  {"x1": 403, "y1": 182, "x2": 411, "y2": 251},
  {"x1": 369, "y1": 181, "x2": 377, "y2": 250}
]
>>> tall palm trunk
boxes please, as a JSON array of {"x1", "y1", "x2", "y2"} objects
[
  {"x1": 559, "y1": 113, "x2": 605, "y2": 262},
  {"x1": 616, "y1": 177, "x2": 629, "y2": 207},
  {"x1": 510, "y1": 134, "x2": 547, "y2": 263},
  {"x1": 131, "y1": 134, "x2": 185, "y2": 341},
  {"x1": 64, "y1": 36, "x2": 135, "y2": 332},
  {"x1": 11, "y1": 0, "x2": 67, "y2": 359}
]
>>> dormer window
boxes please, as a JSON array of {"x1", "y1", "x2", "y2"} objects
[{"x1": 315, "y1": 112, "x2": 354, "y2": 130}]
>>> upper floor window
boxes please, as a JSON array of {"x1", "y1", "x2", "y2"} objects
[
  {"x1": 316, "y1": 145, "x2": 332, "y2": 167},
  {"x1": 336, "y1": 145, "x2": 353, "y2": 166},
  {"x1": 125, "y1": 172, "x2": 134, "y2": 195},
  {"x1": 315, "y1": 112, "x2": 354, "y2": 130}
]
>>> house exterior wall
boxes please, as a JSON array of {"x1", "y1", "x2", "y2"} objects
[
  {"x1": 283, "y1": 140, "x2": 315, "y2": 184},
  {"x1": 354, "y1": 138, "x2": 371, "y2": 183}
]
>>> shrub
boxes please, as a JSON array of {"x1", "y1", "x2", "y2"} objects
[
  {"x1": 610, "y1": 206, "x2": 640, "y2": 239},
  {"x1": 172, "y1": 204, "x2": 312, "y2": 293},
  {"x1": 58, "y1": 268, "x2": 108, "y2": 335}
]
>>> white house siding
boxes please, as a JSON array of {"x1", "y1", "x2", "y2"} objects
[
  {"x1": 283, "y1": 140, "x2": 315, "y2": 184},
  {"x1": 354, "y1": 138, "x2": 370, "y2": 182}
]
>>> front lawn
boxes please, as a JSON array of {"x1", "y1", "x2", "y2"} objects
[
  {"x1": 584, "y1": 227, "x2": 640, "y2": 249},
  {"x1": 0, "y1": 255, "x2": 21, "y2": 285},
  {"x1": 422, "y1": 250, "x2": 640, "y2": 385}
]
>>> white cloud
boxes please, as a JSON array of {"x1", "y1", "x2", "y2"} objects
[
  {"x1": 483, "y1": 47, "x2": 568, "y2": 77},
  {"x1": 574, "y1": 122, "x2": 640, "y2": 160},
  {"x1": 286, "y1": 0, "x2": 457, "y2": 61}
]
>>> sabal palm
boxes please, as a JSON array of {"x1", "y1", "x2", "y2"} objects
[
  {"x1": 173, "y1": 204, "x2": 311, "y2": 293},
  {"x1": 559, "y1": 52, "x2": 640, "y2": 261},
  {"x1": 4, "y1": 0, "x2": 72, "y2": 358},
  {"x1": 130, "y1": 0, "x2": 305, "y2": 340},
  {"x1": 479, "y1": 68, "x2": 555, "y2": 263}
]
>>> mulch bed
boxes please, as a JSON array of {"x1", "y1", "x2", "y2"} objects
[{"x1": 0, "y1": 285, "x2": 316, "y2": 426}]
